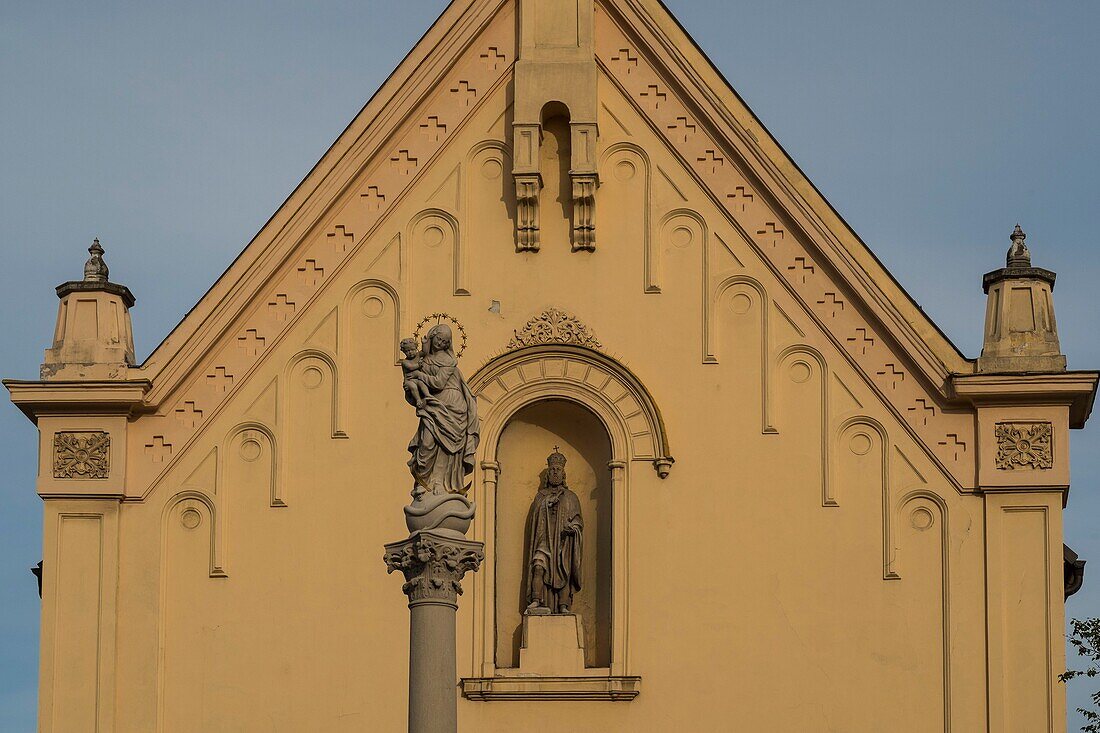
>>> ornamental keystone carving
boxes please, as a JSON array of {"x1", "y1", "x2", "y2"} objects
[
  {"x1": 384, "y1": 530, "x2": 484, "y2": 607},
  {"x1": 53, "y1": 431, "x2": 110, "y2": 479},
  {"x1": 508, "y1": 308, "x2": 602, "y2": 351},
  {"x1": 994, "y1": 422, "x2": 1053, "y2": 470}
]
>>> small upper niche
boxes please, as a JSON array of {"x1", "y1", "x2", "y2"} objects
[{"x1": 539, "y1": 102, "x2": 573, "y2": 236}]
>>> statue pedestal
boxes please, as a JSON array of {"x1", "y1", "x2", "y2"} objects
[
  {"x1": 517, "y1": 613, "x2": 588, "y2": 677},
  {"x1": 462, "y1": 612, "x2": 641, "y2": 700}
]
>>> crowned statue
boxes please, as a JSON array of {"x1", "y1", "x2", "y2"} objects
[{"x1": 526, "y1": 448, "x2": 584, "y2": 614}]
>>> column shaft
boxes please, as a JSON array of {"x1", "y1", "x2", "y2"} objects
[{"x1": 409, "y1": 601, "x2": 458, "y2": 733}]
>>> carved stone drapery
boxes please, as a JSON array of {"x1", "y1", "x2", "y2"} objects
[
  {"x1": 994, "y1": 422, "x2": 1053, "y2": 470},
  {"x1": 53, "y1": 431, "x2": 110, "y2": 479},
  {"x1": 384, "y1": 530, "x2": 485, "y2": 608},
  {"x1": 508, "y1": 308, "x2": 602, "y2": 350}
]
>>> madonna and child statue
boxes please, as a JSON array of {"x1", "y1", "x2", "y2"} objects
[{"x1": 399, "y1": 323, "x2": 480, "y2": 535}]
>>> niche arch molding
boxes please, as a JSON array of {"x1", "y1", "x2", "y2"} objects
[
  {"x1": 469, "y1": 344, "x2": 673, "y2": 476},
  {"x1": 462, "y1": 344, "x2": 664, "y2": 700}
]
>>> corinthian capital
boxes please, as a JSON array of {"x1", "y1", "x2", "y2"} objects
[{"x1": 384, "y1": 530, "x2": 484, "y2": 608}]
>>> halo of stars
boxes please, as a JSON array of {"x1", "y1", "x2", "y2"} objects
[{"x1": 413, "y1": 312, "x2": 468, "y2": 358}]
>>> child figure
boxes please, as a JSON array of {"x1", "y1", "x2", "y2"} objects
[{"x1": 399, "y1": 337, "x2": 432, "y2": 407}]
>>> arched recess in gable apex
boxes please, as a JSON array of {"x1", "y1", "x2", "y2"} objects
[
  {"x1": 340, "y1": 278, "x2": 402, "y2": 366},
  {"x1": 776, "y1": 344, "x2": 830, "y2": 508},
  {"x1": 599, "y1": 142, "x2": 653, "y2": 291},
  {"x1": 406, "y1": 208, "x2": 467, "y2": 296},
  {"x1": 160, "y1": 489, "x2": 225, "y2": 580},
  {"x1": 893, "y1": 487, "x2": 953, "y2": 730},
  {"x1": 708, "y1": 273, "x2": 775, "y2": 434},
  {"x1": 283, "y1": 349, "x2": 346, "y2": 441},
  {"x1": 466, "y1": 140, "x2": 516, "y2": 259},
  {"x1": 834, "y1": 415, "x2": 898, "y2": 580},
  {"x1": 655, "y1": 208, "x2": 706, "y2": 297}
]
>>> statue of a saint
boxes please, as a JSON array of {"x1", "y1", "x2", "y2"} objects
[
  {"x1": 526, "y1": 448, "x2": 583, "y2": 614},
  {"x1": 403, "y1": 324, "x2": 480, "y2": 498}
]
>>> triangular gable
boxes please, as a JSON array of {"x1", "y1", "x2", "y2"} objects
[
  {"x1": 139, "y1": 0, "x2": 972, "y2": 405},
  {"x1": 129, "y1": 0, "x2": 980, "y2": 490}
]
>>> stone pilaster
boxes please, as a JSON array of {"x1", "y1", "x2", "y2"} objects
[{"x1": 4, "y1": 239, "x2": 142, "y2": 733}]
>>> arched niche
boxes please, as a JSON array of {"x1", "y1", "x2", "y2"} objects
[
  {"x1": 540, "y1": 104, "x2": 573, "y2": 239},
  {"x1": 465, "y1": 344, "x2": 671, "y2": 683},
  {"x1": 470, "y1": 344, "x2": 673, "y2": 473},
  {"x1": 494, "y1": 400, "x2": 612, "y2": 669}
]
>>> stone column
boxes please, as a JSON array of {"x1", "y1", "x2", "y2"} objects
[
  {"x1": 607, "y1": 460, "x2": 628, "y2": 678},
  {"x1": 475, "y1": 461, "x2": 500, "y2": 677},
  {"x1": 385, "y1": 529, "x2": 484, "y2": 733}
]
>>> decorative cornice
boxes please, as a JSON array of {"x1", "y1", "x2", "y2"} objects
[
  {"x1": 949, "y1": 371, "x2": 1098, "y2": 429},
  {"x1": 982, "y1": 266, "x2": 1056, "y2": 294},
  {"x1": 507, "y1": 308, "x2": 602, "y2": 350},
  {"x1": 461, "y1": 675, "x2": 641, "y2": 701},
  {"x1": 5, "y1": 379, "x2": 152, "y2": 423},
  {"x1": 55, "y1": 280, "x2": 136, "y2": 308}
]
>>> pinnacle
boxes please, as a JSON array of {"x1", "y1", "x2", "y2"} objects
[
  {"x1": 1006, "y1": 224, "x2": 1031, "y2": 268},
  {"x1": 83, "y1": 237, "x2": 110, "y2": 283}
]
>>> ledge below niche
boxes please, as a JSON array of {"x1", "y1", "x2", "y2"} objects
[{"x1": 461, "y1": 675, "x2": 641, "y2": 702}]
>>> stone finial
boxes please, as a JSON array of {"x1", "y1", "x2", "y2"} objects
[
  {"x1": 83, "y1": 238, "x2": 109, "y2": 283},
  {"x1": 978, "y1": 224, "x2": 1065, "y2": 373},
  {"x1": 1006, "y1": 224, "x2": 1031, "y2": 269}
]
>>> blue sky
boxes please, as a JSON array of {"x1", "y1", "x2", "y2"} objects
[{"x1": 1, "y1": 1, "x2": 1098, "y2": 728}]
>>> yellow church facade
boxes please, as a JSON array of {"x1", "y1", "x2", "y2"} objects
[{"x1": 7, "y1": 1, "x2": 1095, "y2": 731}]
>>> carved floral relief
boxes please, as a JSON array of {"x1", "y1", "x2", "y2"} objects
[
  {"x1": 53, "y1": 431, "x2": 111, "y2": 479},
  {"x1": 994, "y1": 422, "x2": 1053, "y2": 470},
  {"x1": 508, "y1": 308, "x2": 602, "y2": 350}
]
